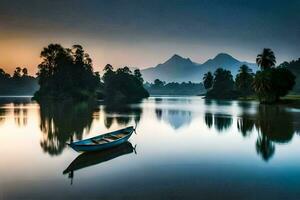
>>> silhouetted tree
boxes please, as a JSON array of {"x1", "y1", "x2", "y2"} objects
[
  {"x1": 253, "y1": 49, "x2": 295, "y2": 103},
  {"x1": 0, "y1": 67, "x2": 38, "y2": 95},
  {"x1": 256, "y1": 48, "x2": 276, "y2": 70},
  {"x1": 206, "y1": 68, "x2": 236, "y2": 99},
  {"x1": 278, "y1": 58, "x2": 300, "y2": 93},
  {"x1": 134, "y1": 69, "x2": 143, "y2": 83},
  {"x1": 235, "y1": 65, "x2": 254, "y2": 97},
  {"x1": 22, "y1": 68, "x2": 28, "y2": 77},
  {"x1": 203, "y1": 71, "x2": 213, "y2": 91},
  {"x1": 13, "y1": 67, "x2": 22, "y2": 79},
  {"x1": 102, "y1": 65, "x2": 149, "y2": 102},
  {"x1": 153, "y1": 79, "x2": 165, "y2": 88},
  {"x1": 34, "y1": 44, "x2": 100, "y2": 101}
]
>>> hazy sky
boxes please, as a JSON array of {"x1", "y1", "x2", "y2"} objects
[{"x1": 0, "y1": 0, "x2": 299, "y2": 75}]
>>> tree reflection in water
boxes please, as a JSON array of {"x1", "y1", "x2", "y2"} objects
[
  {"x1": 155, "y1": 108, "x2": 192, "y2": 130},
  {"x1": 214, "y1": 114, "x2": 233, "y2": 132},
  {"x1": 204, "y1": 113, "x2": 213, "y2": 128},
  {"x1": 239, "y1": 104, "x2": 300, "y2": 161},
  {"x1": 102, "y1": 103, "x2": 142, "y2": 128},
  {"x1": 39, "y1": 100, "x2": 99, "y2": 156},
  {"x1": 13, "y1": 103, "x2": 28, "y2": 127}
]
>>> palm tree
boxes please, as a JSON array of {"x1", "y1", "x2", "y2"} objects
[
  {"x1": 256, "y1": 48, "x2": 276, "y2": 70},
  {"x1": 252, "y1": 70, "x2": 275, "y2": 103},
  {"x1": 235, "y1": 65, "x2": 254, "y2": 97}
]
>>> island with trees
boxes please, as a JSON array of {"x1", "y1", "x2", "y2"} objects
[
  {"x1": 33, "y1": 44, "x2": 149, "y2": 103},
  {"x1": 203, "y1": 48, "x2": 297, "y2": 104}
]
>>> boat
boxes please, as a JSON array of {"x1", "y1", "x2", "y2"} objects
[{"x1": 68, "y1": 126, "x2": 134, "y2": 152}]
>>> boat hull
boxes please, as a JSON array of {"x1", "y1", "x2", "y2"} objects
[{"x1": 68, "y1": 127, "x2": 134, "y2": 152}]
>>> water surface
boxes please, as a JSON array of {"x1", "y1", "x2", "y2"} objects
[{"x1": 1, "y1": 96, "x2": 300, "y2": 199}]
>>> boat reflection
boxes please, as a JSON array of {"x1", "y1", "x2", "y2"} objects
[{"x1": 63, "y1": 142, "x2": 136, "y2": 184}]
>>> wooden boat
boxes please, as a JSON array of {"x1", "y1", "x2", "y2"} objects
[{"x1": 68, "y1": 126, "x2": 134, "y2": 152}]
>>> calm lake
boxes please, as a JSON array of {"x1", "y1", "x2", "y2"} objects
[{"x1": 1, "y1": 96, "x2": 300, "y2": 199}]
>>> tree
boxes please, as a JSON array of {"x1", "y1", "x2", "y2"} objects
[
  {"x1": 13, "y1": 67, "x2": 22, "y2": 79},
  {"x1": 206, "y1": 68, "x2": 236, "y2": 99},
  {"x1": 22, "y1": 68, "x2": 28, "y2": 77},
  {"x1": 235, "y1": 65, "x2": 254, "y2": 97},
  {"x1": 34, "y1": 43, "x2": 100, "y2": 101},
  {"x1": 134, "y1": 69, "x2": 143, "y2": 83},
  {"x1": 203, "y1": 71, "x2": 213, "y2": 90},
  {"x1": 0, "y1": 68, "x2": 10, "y2": 79},
  {"x1": 253, "y1": 49, "x2": 295, "y2": 103},
  {"x1": 256, "y1": 48, "x2": 276, "y2": 70},
  {"x1": 253, "y1": 70, "x2": 275, "y2": 103},
  {"x1": 153, "y1": 79, "x2": 165, "y2": 88},
  {"x1": 102, "y1": 65, "x2": 149, "y2": 102}
]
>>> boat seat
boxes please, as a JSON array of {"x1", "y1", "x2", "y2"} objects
[
  {"x1": 108, "y1": 135, "x2": 120, "y2": 139},
  {"x1": 114, "y1": 133, "x2": 128, "y2": 138},
  {"x1": 102, "y1": 137, "x2": 115, "y2": 142},
  {"x1": 91, "y1": 139, "x2": 100, "y2": 144},
  {"x1": 91, "y1": 139, "x2": 107, "y2": 144}
]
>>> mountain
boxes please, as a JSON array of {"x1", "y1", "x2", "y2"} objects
[{"x1": 141, "y1": 53, "x2": 257, "y2": 83}]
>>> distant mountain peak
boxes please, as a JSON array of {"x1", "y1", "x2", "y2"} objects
[
  {"x1": 165, "y1": 54, "x2": 192, "y2": 64},
  {"x1": 212, "y1": 53, "x2": 238, "y2": 62},
  {"x1": 213, "y1": 53, "x2": 236, "y2": 61},
  {"x1": 171, "y1": 54, "x2": 183, "y2": 59},
  {"x1": 141, "y1": 52, "x2": 257, "y2": 83}
]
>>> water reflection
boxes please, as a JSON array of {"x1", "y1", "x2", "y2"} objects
[
  {"x1": 155, "y1": 108, "x2": 192, "y2": 129},
  {"x1": 102, "y1": 104, "x2": 142, "y2": 128},
  {"x1": 39, "y1": 101, "x2": 99, "y2": 156},
  {"x1": 238, "y1": 104, "x2": 300, "y2": 161},
  {"x1": 214, "y1": 114, "x2": 233, "y2": 132},
  {"x1": 13, "y1": 103, "x2": 28, "y2": 127},
  {"x1": 0, "y1": 107, "x2": 6, "y2": 125},
  {"x1": 204, "y1": 113, "x2": 233, "y2": 132},
  {"x1": 63, "y1": 142, "x2": 135, "y2": 184},
  {"x1": 204, "y1": 113, "x2": 213, "y2": 128}
]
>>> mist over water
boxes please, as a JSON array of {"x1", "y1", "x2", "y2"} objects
[{"x1": 1, "y1": 96, "x2": 300, "y2": 199}]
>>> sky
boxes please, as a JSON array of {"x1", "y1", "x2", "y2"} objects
[{"x1": 0, "y1": 0, "x2": 299, "y2": 75}]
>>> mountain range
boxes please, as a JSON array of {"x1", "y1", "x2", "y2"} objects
[{"x1": 141, "y1": 53, "x2": 258, "y2": 83}]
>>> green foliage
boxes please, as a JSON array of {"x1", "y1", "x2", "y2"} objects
[
  {"x1": 235, "y1": 65, "x2": 254, "y2": 97},
  {"x1": 34, "y1": 44, "x2": 100, "y2": 101},
  {"x1": 203, "y1": 72, "x2": 213, "y2": 90},
  {"x1": 0, "y1": 67, "x2": 38, "y2": 95},
  {"x1": 206, "y1": 68, "x2": 237, "y2": 99},
  {"x1": 102, "y1": 65, "x2": 149, "y2": 102}
]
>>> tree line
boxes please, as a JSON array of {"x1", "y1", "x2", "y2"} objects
[
  {"x1": 0, "y1": 67, "x2": 38, "y2": 95},
  {"x1": 203, "y1": 48, "x2": 296, "y2": 103},
  {"x1": 145, "y1": 79, "x2": 204, "y2": 95}
]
